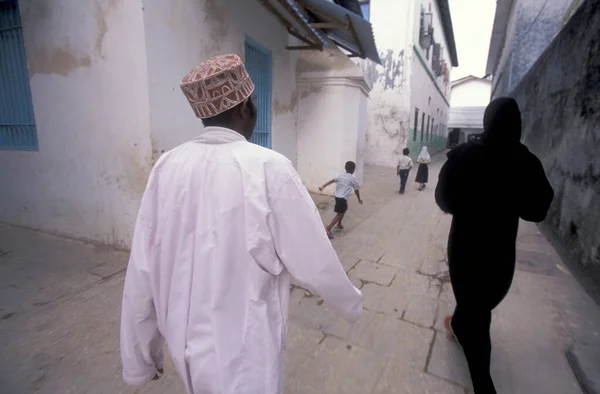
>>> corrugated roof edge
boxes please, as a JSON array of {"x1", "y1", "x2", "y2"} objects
[{"x1": 436, "y1": 0, "x2": 459, "y2": 67}]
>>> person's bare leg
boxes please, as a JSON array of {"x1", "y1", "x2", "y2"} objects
[
  {"x1": 336, "y1": 216, "x2": 344, "y2": 229},
  {"x1": 326, "y1": 213, "x2": 344, "y2": 233}
]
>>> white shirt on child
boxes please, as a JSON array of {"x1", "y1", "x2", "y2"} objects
[
  {"x1": 334, "y1": 173, "x2": 360, "y2": 200},
  {"x1": 398, "y1": 155, "x2": 414, "y2": 170}
]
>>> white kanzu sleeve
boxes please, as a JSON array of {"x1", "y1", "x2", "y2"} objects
[
  {"x1": 267, "y1": 172, "x2": 363, "y2": 322},
  {"x1": 120, "y1": 216, "x2": 164, "y2": 385}
]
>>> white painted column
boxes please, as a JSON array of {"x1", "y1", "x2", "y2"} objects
[{"x1": 295, "y1": 49, "x2": 370, "y2": 194}]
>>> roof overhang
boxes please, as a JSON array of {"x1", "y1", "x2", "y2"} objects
[
  {"x1": 436, "y1": 0, "x2": 459, "y2": 67},
  {"x1": 485, "y1": 0, "x2": 514, "y2": 75},
  {"x1": 257, "y1": 0, "x2": 381, "y2": 64},
  {"x1": 451, "y1": 75, "x2": 492, "y2": 88}
]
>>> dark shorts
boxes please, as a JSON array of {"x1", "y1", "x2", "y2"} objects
[{"x1": 334, "y1": 197, "x2": 348, "y2": 214}]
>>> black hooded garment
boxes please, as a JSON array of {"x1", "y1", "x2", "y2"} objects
[
  {"x1": 435, "y1": 97, "x2": 555, "y2": 308},
  {"x1": 435, "y1": 97, "x2": 554, "y2": 393}
]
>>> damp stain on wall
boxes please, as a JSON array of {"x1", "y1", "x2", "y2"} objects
[{"x1": 22, "y1": 0, "x2": 122, "y2": 77}]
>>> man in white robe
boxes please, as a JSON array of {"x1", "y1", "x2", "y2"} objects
[{"x1": 120, "y1": 54, "x2": 363, "y2": 393}]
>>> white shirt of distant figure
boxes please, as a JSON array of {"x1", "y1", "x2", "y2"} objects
[{"x1": 120, "y1": 54, "x2": 363, "y2": 394}]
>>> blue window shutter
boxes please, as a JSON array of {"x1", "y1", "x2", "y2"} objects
[
  {"x1": 0, "y1": 0, "x2": 38, "y2": 151},
  {"x1": 244, "y1": 36, "x2": 272, "y2": 149}
]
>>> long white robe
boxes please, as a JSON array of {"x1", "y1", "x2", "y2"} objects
[{"x1": 120, "y1": 127, "x2": 363, "y2": 393}]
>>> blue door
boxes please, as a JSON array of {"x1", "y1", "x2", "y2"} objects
[
  {"x1": 0, "y1": 0, "x2": 38, "y2": 151},
  {"x1": 244, "y1": 37, "x2": 272, "y2": 149}
]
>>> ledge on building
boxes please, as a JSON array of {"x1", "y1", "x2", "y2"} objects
[{"x1": 257, "y1": 0, "x2": 381, "y2": 64}]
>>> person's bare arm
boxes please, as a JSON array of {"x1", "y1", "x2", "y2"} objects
[
  {"x1": 396, "y1": 165, "x2": 400, "y2": 176},
  {"x1": 355, "y1": 189, "x2": 363, "y2": 204},
  {"x1": 319, "y1": 179, "x2": 336, "y2": 192}
]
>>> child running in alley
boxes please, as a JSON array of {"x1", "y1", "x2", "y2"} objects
[
  {"x1": 397, "y1": 148, "x2": 414, "y2": 194},
  {"x1": 319, "y1": 161, "x2": 363, "y2": 240}
]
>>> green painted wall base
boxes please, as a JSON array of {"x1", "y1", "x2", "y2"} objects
[{"x1": 407, "y1": 129, "x2": 447, "y2": 160}]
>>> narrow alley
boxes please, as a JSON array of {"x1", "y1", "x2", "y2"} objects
[{"x1": 1, "y1": 159, "x2": 599, "y2": 394}]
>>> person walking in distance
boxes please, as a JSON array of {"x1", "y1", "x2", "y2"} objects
[
  {"x1": 415, "y1": 146, "x2": 431, "y2": 191},
  {"x1": 319, "y1": 161, "x2": 363, "y2": 240},
  {"x1": 435, "y1": 97, "x2": 554, "y2": 393},
  {"x1": 397, "y1": 148, "x2": 413, "y2": 194},
  {"x1": 120, "y1": 54, "x2": 363, "y2": 394}
]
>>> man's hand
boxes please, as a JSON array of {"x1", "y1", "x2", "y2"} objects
[
  {"x1": 358, "y1": 199, "x2": 364, "y2": 205},
  {"x1": 319, "y1": 186, "x2": 324, "y2": 192}
]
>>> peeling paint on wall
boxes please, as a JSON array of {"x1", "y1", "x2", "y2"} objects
[
  {"x1": 379, "y1": 49, "x2": 405, "y2": 91},
  {"x1": 363, "y1": 48, "x2": 411, "y2": 167},
  {"x1": 362, "y1": 59, "x2": 379, "y2": 88},
  {"x1": 272, "y1": 90, "x2": 298, "y2": 116},
  {"x1": 365, "y1": 93, "x2": 410, "y2": 166},
  {"x1": 23, "y1": 0, "x2": 121, "y2": 76},
  {"x1": 362, "y1": 49, "x2": 406, "y2": 91}
]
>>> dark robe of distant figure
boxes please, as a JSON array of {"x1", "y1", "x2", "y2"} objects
[{"x1": 435, "y1": 97, "x2": 554, "y2": 394}]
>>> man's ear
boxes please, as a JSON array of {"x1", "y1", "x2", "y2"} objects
[{"x1": 239, "y1": 99, "x2": 251, "y2": 119}]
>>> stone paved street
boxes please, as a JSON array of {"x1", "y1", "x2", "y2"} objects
[{"x1": 1, "y1": 159, "x2": 600, "y2": 393}]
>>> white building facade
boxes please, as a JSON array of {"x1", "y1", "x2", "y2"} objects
[
  {"x1": 448, "y1": 75, "x2": 492, "y2": 141},
  {"x1": 0, "y1": 0, "x2": 379, "y2": 248},
  {"x1": 359, "y1": 0, "x2": 458, "y2": 166}
]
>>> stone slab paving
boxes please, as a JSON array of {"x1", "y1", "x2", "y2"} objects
[{"x1": 1, "y1": 159, "x2": 599, "y2": 393}]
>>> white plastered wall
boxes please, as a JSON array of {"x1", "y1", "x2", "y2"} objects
[
  {"x1": 0, "y1": 0, "x2": 153, "y2": 248},
  {"x1": 451, "y1": 79, "x2": 492, "y2": 107},
  {"x1": 141, "y1": 0, "x2": 300, "y2": 165},
  {"x1": 296, "y1": 48, "x2": 370, "y2": 193},
  {"x1": 409, "y1": 0, "x2": 452, "y2": 148},
  {"x1": 363, "y1": 0, "x2": 416, "y2": 167}
]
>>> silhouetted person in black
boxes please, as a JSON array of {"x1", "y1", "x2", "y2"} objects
[{"x1": 435, "y1": 97, "x2": 554, "y2": 393}]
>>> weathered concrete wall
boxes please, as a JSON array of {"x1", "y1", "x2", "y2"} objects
[
  {"x1": 0, "y1": 0, "x2": 153, "y2": 248},
  {"x1": 511, "y1": 0, "x2": 600, "y2": 269},
  {"x1": 142, "y1": 0, "x2": 300, "y2": 165},
  {"x1": 492, "y1": 0, "x2": 581, "y2": 98}
]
